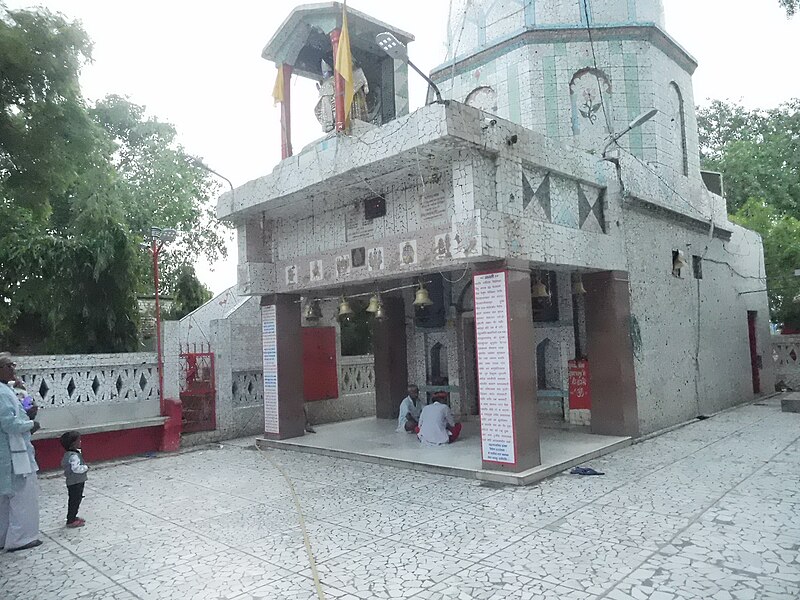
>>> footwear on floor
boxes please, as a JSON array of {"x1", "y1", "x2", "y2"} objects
[
  {"x1": 66, "y1": 520, "x2": 85, "y2": 528},
  {"x1": 6, "y1": 539, "x2": 43, "y2": 552}
]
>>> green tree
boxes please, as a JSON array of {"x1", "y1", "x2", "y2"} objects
[
  {"x1": 780, "y1": 0, "x2": 799, "y2": 16},
  {"x1": 732, "y1": 200, "x2": 800, "y2": 327},
  {"x1": 166, "y1": 266, "x2": 213, "y2": 320},
  {"x1": 0, "y1": 5, "x2": 226, "y2": 352},
  {"x1": 91, "y1": 95, "x2": 228, "y2": 297},
  {"x1": 698, "y1": 100, "x2": 800, "y2": 216}
]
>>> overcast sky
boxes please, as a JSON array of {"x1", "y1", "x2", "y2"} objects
[{"x1": 7, "y1": 0, "x2": 800, "y2": 294}]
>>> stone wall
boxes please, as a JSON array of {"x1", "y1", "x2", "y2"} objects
[{"x1": 624, "y1": 209, "x2": 775, "y2": 433}]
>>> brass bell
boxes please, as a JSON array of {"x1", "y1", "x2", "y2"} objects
[
  {"x1": 304, "y1": 299, "x2": 323, "y2": 320},
  {"x1": 338, "y1": 297, "x2": 354, "y2": 319},
  {"x1": 374, "y1": 302, "x2": 388, "y2": 321},
  {"x1": 572, "y1": 276, "x2": 587, "y2": 296},
  {"x1": 532, "y1": 280, "x2": 550, "y2": 299},
  {"x1": 366, "y1": 293, "x2": 381, "y2": 313},
  {"x1": 413, "y1": 283, "x2": 434, "y2": 307}
]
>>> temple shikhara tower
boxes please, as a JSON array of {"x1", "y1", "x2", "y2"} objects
[{"x1": 205, "y1": 0, "x2": 773, "y2": 480}]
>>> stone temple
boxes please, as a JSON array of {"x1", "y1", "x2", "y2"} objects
[{"x1": 203, "y1": 0, "x2": 773, "y2": 476}]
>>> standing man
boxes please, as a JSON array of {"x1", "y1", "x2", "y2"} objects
[
  {"x1": 417, "y1": 390, "x2": 462, "y2": 446},
  {"x1": 0, "y1": 353, "x2": 42, "y2": 552},
  {"x1": 396, "y1": 384, "x2": 424, "y2": 433}
]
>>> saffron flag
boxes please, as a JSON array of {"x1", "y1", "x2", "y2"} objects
[
  {"x1": 334, "y1": 2, "x2": 354, "y2": 127},
  {"x1": 272, "y1": 64, "x2": 285, "y2": 106}
]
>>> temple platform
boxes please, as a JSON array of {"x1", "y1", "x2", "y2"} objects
[{"x1": 256, "y1": 417, "x2": 631, "y2": 486}]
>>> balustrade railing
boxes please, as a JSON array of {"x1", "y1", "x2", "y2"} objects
[
  {"x1": 14, "y1": 353, "x2": 158, "y2": 406},
  {"x1": 773, "y1": 335, "x2": 800, "y2": 389}
]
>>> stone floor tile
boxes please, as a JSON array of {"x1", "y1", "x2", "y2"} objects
[
  {"x1": 387, "y1": 511, "x2": 530, "y2": 561},
  {"x1": 413, "y1": 563, "x2": 599, "y2": 599},
  {"x1": 0, "y1": 542, "x2": 116, "y2": 600},
  {"x1": 482, "y1": 529, "x2": 653, "y2": 596},
  {"x1": 179, "y1": 504, "x2": 298, "y2": 546},
  {"x1": 314, "y1": 540, "x2": 475, "y2": 599},
  {"x1": 233, "y1": 573, "x2": 356, "y2": 599},
  {"x1": 700, "y1": 493, "x2": 800, "y2": 538},
  {"x1": 123, "y1": 548, "x2": 294, "y2": 600},
  {"x1": 79, "y1": 527, "x2": 231, "y2": 582},
  {"x1": 606, "y1": 552, "x2": 800, "y2": 599},
  {"x1": 595, "y1": 480, "x2": 724, "y2": 519},
  {"x1": 324, "y1": 499, "x2": 447, "y2": 538},
  {"x1": 238, "y1": 518, "x2": 380, "y2": 568},
  {"x1": 662, "y1": 520, "x2": 800, "y2": 583},
  {"x1": 546, "y1": 504, "x2": 691, "y2": 551},
  {"x1": 454, "y1": 488, "x2": 579, "y2": 528}
]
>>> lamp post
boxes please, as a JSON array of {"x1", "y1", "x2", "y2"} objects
[
  {"x1": 602, "y1": 109, "x2": 659, "y2": 158},
  {"x1": 376, "y1": 32, "x2": 443, "y2": 103},
  {"x1": 146, "y1": 226, "x2": 177, "y2": 415}
]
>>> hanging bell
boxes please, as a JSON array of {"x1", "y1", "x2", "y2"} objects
[
  {"x1": 304, "y1": 299, "x2": 323, "y2": 320},
  {"x1": 338, "y1": 297, "x2": 354, "y2": 319},
  {"x1": 572, "y1": 276, "x2": 587, "y2": 296},
  {"x1": 532, "y1": 280, "x2": 550, "y2": 299},
  {"x1": 413, "y1": 283, "x2": 434, "y2": 307},
  {"x1": 366, "y1": 293, "x2": 381, "y2": 313},
  {"x1": 374, "y1": 302, "x2": 388, "y2": 321}
]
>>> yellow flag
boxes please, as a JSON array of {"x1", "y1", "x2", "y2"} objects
[
  {"x1": 272, "y1": 64, "x2": 285, "y2": 106},
  {"x1": 334, "y1": 2, "x2": 354, "y2": 127}
]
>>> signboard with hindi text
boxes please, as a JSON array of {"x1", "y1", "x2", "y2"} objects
[
  {"x1": 473, "y1": 271, "x2": 516, "y2": 465},
  {"x1": 261, "y1": 304, "x2": 280, "y2": 434}
]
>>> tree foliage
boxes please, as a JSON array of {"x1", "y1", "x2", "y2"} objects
[
  {"x1": 779, "y1": 0, "x2": 799, "y2": 16},
  {"x1": 699, "y1": 99, "x2": 800, "y2": 327},
  {"x1": 731, "y1": 200, "x2": 800, "y2": 327},
  {"x1": 165, "y1": 266, "x2": 213, "y2": 320},
  {"x1": 0, "y1": 5, "x2": 226, "y2": 353},
  {"x1": 698, "y1": 99, "x2": 800, "y2": 217}
]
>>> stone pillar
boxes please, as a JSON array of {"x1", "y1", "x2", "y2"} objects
[
  {"x1": 373, "y1": 296, "x2": 408, "y2": 420},
  {"x1": 261, "y1": 295, "x2": 305, "y2": 440},
  {"x1": 280, "y1": 64, "x2": 293, "y2": 159},
  {"x1": 474, "y1": 264, "x2": 540, "y2": 473},
  {"x1": 584, "y1": 271, "x2": 640, "y2": 437}
]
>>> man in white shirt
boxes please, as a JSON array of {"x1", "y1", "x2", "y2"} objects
[
  {"x1": 417, "y1": 393, "x2": 462, "y2": 446},
  {"x1": 396, "y1": 385, "x2": 423, "y2": 433}
]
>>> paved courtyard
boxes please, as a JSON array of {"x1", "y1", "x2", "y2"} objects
[{"x1": 2, "y1": 397, "x2": 799, "y2": 600}]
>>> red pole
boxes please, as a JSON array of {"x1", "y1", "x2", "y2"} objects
[
  {"x1": 152, "y1": 239, "x2": 165, "y2": 416},
  {"x1": 330, "y1": 28, "x2": 346, "y2": 132},
  {"x1": 281, "y1": 64, "x2": 294, "y2": 159}
]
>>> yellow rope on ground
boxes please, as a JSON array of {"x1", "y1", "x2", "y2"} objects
[{"x1": 258, "y1": 448, "x2": 325, "y2": 600}]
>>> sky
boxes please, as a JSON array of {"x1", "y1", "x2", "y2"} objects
[{"x1": 6, "y1": 0, "x2": 800, "y2": 294}]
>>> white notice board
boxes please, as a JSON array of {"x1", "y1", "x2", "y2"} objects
[
  {"x1": 473, "y1": 271, "x2": 516, "y2": 465},
  {"x1": 261, "y1": 305, "x2": 280, "y2": 435}
]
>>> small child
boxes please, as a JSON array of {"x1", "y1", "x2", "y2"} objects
[{"x1": 59, "y1": 431, "x2": 89, "y2": 528}]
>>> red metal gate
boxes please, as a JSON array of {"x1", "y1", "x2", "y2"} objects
[{"x1": 180, "y1": 343, "x2": 216, "y2": 433}]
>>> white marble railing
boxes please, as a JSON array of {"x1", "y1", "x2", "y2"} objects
[
  {"x1": 773, "y1": 335, "x2": 800, "y2": 389},
  {"x1": 339, "y1": 355, "x2": 375, "y2": 396},
  {"x1": 14, "y1": 353, "x2": 158, "y2": 407}
]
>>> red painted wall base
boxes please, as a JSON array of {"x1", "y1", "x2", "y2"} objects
[{"x1": 33, "y1": 426, "x2": 164, "y2": 471}]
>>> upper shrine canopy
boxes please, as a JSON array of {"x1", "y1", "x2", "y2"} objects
[{"x1": 262, "y1": 2, "x2": 415, "y2": 81}]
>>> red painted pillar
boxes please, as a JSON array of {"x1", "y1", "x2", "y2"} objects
[
  {"x1": 330, "y1": 28, "x2": 346, "y2": 132},
  {"x1": 280, "y1": 64, "x2": 293, "y2": 159}
]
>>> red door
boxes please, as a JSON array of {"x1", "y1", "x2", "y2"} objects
[
  {"x1": 303, "y1": 327, "x2": 339, "y2": 401},
  {"x1": 747, "y1": 311, "x2": 761, "y2": 394}
]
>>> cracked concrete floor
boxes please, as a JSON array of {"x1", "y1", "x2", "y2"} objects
[{"x1": 2, "y1": 397, "x2": 798, "y2": 599}]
